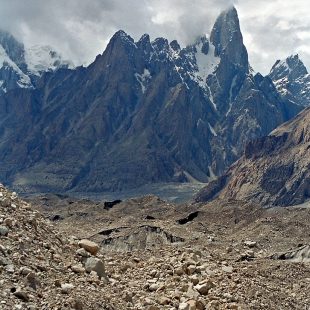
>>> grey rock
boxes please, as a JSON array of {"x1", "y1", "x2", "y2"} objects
[
  {"x1": 0, "y1": 226, "x2": 9, "y2": 236},
  {"x1": 85, "y1": 257, "x2": 107, "y2": 279}
]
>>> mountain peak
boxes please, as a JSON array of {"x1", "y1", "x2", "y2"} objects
[
  {"x1": 109, "y1": 30, "x2": 135, "y2": 47},
  {"x1": 271, "y1": 54, "x2": 308, "y2": 76},
  {"x1": 210, "y1": 6, "x2": 241, "y2": 56},
  {"x1": 269, "y1": 55, "x2": 310, "y2": 106},
  {"x1": 209, "y1": 6, "x2": 248, "y2": 72}
]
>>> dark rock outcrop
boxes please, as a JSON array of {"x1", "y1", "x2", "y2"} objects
[{"x1": 196, "y1": 107, "x2": 310, "y2": 207}]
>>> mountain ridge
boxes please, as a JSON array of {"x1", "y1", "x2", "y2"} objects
[
  {"x1": 195, "y1": 107, "x2": 310, "y2": 206},
  {"x1": 0, "y1": 7, "x2": 308, "y2": 193}
]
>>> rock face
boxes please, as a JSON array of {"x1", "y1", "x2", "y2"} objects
[
  {"x1": 0, "y1": 7, "x2": 305, "y2": 193},
  {"x1": 196, "y1": 107, "x2": 310, "y2": 207}
]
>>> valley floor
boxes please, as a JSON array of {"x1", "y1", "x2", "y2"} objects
[{"x1": 27, "y1": 194, "x2": 310, "y2": 310}]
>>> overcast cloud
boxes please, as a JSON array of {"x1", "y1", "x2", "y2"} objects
[{"x1": 0, "y1": 0, "x2": 309, "y2": 74}]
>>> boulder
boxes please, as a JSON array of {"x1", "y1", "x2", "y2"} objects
[
  {"x1": 85, "y1": 257, "x2": 107, "y2": 279},
  {"x1": 78, "y1": 239, "x2": 99, "y2": 255}
]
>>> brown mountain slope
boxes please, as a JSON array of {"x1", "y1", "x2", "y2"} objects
[{"x1": 196, "y1": 107, "x2": 310, "y2": 206}]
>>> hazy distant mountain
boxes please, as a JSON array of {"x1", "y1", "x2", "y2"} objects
[
  {"x1": 0, "y1": 30, "x2": 73, "y2": 95},
  {"x1": 196, "y1": 107, "x2": 310, "y2": 206},
  {"x1": 0, "y1": 7, "x2": 306, "y2": 193}
]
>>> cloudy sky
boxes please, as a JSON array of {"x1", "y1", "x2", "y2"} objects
[{"x1": 0, "y1": 0, "x2": 309, "y2": 74}]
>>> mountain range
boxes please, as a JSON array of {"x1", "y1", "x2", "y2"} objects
[{"x1": 0, "y1": 7, "x2": 308, "y2": 194}]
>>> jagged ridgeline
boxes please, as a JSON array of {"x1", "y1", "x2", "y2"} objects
[{"x1": 0, "y1": 7, "x2": 308, "y2": 193}]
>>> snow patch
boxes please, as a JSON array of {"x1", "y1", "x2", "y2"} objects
[
  {"x1": 208, "y1": 123, "x2": 217, "y2": 136},
  {"x1": 135, "y1": 69, "x2": 152, "y2": 94},
  {"x1": 226, "y1": 75, "x2": 238, "y2": 116},
  {"x1": 193, "y1": 42, "x2": 220, "y2": 88}
]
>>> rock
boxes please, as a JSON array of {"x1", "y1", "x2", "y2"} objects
[
  {"x1": 26, "y1": 272, "x2": 41, "y2": 290},
  {"x1": 158, "y1": 296, "x2": 170, "y2": 305},
  {"x1": 20, "y1": 267, "x2": 32, "y2": 275},
  {"x1": 186, "y1": 283, "x2": 200, "y2": 299},
  {"x1": 195, "y1": 280, "x2": 214, "y2": 295},
  {"x1": 85, "y1": 257, "x2": 107, "y2": 279},
  {"x1": 189, "y1": 275, "x2": 200, "y2": 285},
  {"x1": 0, "y1": 256, "x2": 11, "y2": 266},
  {"x1": 179, "y1": 302, "x2": 190, "y2": 310},
  {"x1": 54, "y1": 279, "x2": 62, "y2": 287},
  {"x1": 148, "y1": 283, "x2": 159, "y2": 292},
  {"x1": 222, "y1": 265, "x2": 233, "y2": 273},
  {"x1": 5, "y1": 264, "x2": 14, "y2": 273},
  {"x1": 0, "y1": 198, "x2": 11, "y2": 208},
  {"x1": 13, "y1": 288, "x2": 29, "y2": 302},
  {"x1": 76, "y1": 248, "x2": 91, "y2": 258},
  {"x1": 4, "y1": 218, "x2": 13, "y2": 228},
  {"x1": 123, "y1": 291, "x2": 133, "y2": 302},
  {"x1": 244, "y1": 241, "x2": 257, "y2": 248},
  {"x1": 188, "y1": 299, "x2": 198, "y2": 310},
  {"x1": 0, "y1": 226, "x2": 9, "y2": 236},
  {"x1": 61, "y1": 283, "x2": 74, "y2": 294},
  {"x1": 73, "y1": 299, "x2": 83, "y2": 310},
  {"x1": 186, "y1": 265, "x2": 196, "y2": 275},
  {"x1": 71, "y1": 264, "x2": 85, "y2": 274},
  {"x1": 175, "y1": 266, "x2": 184, "y2": 276},
  {"x1": 78, "y1": 239, "x2": 99, "y2": 255}
]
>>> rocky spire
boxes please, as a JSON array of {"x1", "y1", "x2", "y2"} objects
[{"x1": 210, "y1": 6, "x2": 248, "y2": 69}]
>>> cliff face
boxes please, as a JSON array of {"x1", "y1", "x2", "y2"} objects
[{"x1": 196, "y1": 107, "x2": 310, "y2": 207}]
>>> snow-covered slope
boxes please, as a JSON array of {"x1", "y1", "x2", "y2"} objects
[{"x1": 25, "y1": 45, "x2": 74, "y2": 76}]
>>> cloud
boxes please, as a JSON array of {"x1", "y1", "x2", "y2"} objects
[{"x1": 0, "y1": 0, "x2": 309, "y2": 74}]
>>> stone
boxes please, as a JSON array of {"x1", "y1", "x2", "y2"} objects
[
  {"x1": 148, "y1": 283, "x2": 159, "y2": 292},
  {"x1": 0, "y1": 256, "x2": 11, "y2": 266},
  {"x1": 222, "y1": 266, "x2": 233, "y2": 273},
  {"x1": 244, "y1": 241, "x2": 257, "y2": 248},
  {"x1": 26, "y1": 272, "x2": 41, "y2": 290},
  {"x1": 76, "y1": 248, "x2": 91, "y2": 258},
  {"x1": 187, "y1": 299, "x2": 198, "y2": 310},
  {"x1": 71, "y1": 264, "x2": 85, "y2": 274},
  {"x1": 0, "y1": 226, "x2": 9, "y2": 236},
  {"x1": 73, "y1": 299, "x2": 83, "y2": 310},
  {"x1": 13, "y1": 289, "x2": 29, "y2": 302},
  {"x1": 186, "y1": 265, "x2": 196, "y2": 275},
  {"x1": 175, "y1": 266, "x2": 184, "y2": 276},
  {"x1": 158, "y1": 296, "x2": 170, "y2": 305},
  {"x1": 61, "y1": 283, "x2": 74, "y2": 294},
  {"x1": 195, "y1": 280, "x2": 214, "y2": 295},
  {"x1": 78, "y1": 239, "x2": 99, "y2": 255},
  {"x1": 0, "y1": 198, "x2": 11, "y2": 208},
  {"x1": 85, "y1": 257, "x2": 107, "y2": 279},
  {"x1": 20, "y1": 267, "x2": 32, "y2": 276},
  {"x1": 4, "y1": 218, "x2": 13, "y2": 228},
  {"x1": 179, "y1": 302, "x2": 190, "y2": 310}
]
